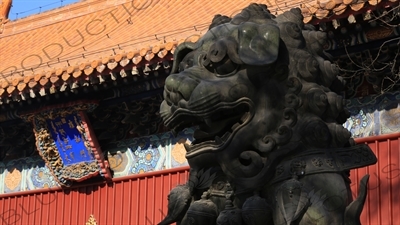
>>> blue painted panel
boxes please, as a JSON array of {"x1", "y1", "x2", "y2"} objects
[{"x1": 46, "y1": 113, "x2": 94, "y2": 165}]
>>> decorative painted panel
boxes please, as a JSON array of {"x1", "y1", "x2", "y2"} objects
[
  {"x1": 344, "y1": 91, "x2": 400, "y2": 138},
  {"x1": 46, "y1": 113, "x2": 94, "y2": 165},
  {"x1": 25, "y1": 157, "x2": 59, "y2": 190},
  {"x1": 0, "y1": 156, "x2": 59, "y2": 194},
  {"x1": 3, "y1": 163, "x2": 24, "y2": 193},
  {"x1": 0, "y1": 128, "x2": 194, "y2": 194},
  {"x1": 20, "y1": 101, "x2": 111, "y2": 186},
  {"x1": 108, "y1": 128, "x2": 194, "y2": 177}
]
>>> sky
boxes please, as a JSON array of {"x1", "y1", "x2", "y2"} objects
[{"x1": 9, "y1": 0, "x2": 80, "y2": 20}]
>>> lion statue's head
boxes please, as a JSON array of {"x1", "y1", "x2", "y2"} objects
[{"x1": 160, "y1": 4, "x2": 352, "y2": 191}]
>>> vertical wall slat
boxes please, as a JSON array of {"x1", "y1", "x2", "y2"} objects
[
  {"x1": 136, "y1": 178, "x2": 141, "y2": 225},
  {"x1": 159, "y1": 173, "x2": 165, "y2": 222},
  {"x1": 128, "y1": 180, "x2": 133, "y2": 223},
  {"x1": 387, "y1": 139, "x2": 393, "y2": 225},
  {"x1": 95, "y1": 186, "x2": 101, "y2": 224},
  {"x1": 111, "y1": 183, "x2": 116, "y2": 224},
  {"x1": 83, "y1": 187, "x2": 88, "y2": 225},
  {"x1": 152, "y1": 175, "x2": 156, "y2": 224}
]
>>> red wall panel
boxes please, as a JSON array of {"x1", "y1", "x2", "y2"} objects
[
  {"x1": 0, "y1": 167, "x2": 190, "y2": 225},
  {"x1": 1, "y1": 133, "x2": 399, "y2": 225},
  {"x1": 352, "y1": 133, "x2": 400, "y2": 225}
]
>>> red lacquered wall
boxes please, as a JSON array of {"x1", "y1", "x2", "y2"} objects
[
  {"x1": 0, "y1": 167, "x2": 190, "y2": 225},
  {"x1": 352, "y1": 132, "x2": 400, "y2": 225}
]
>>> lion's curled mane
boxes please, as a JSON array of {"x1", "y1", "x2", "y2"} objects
[{"x1": 209, "y1": 4, "x2": 352, "y2": 152}]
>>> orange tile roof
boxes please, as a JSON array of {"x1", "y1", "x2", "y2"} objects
[
  {"x1": 301, "y1": 0, "x2": 399, "y2": 23},
  {"x1": 0, "y1": 0, "x2": 396, "y2": 100}
]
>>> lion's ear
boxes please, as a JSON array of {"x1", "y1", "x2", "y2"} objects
[
  {"x1": 171, "y1": 42, "x2": 197, "y2": 74},
  {"x1": 238, "y1": 23, "x2": 280, "y2": 66}
]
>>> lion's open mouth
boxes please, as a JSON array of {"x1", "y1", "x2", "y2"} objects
[{"x1": 161, "y1": 98, "x2": 254, "y2": 156}]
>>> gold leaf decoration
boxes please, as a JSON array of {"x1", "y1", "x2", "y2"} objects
[{"x1": 86, "y1": 214, "x2": 97, "y2": 225}]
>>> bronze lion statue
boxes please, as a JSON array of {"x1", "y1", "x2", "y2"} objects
[{"x1": 159, "y1": 4, "x2": 377, "y2": 225}]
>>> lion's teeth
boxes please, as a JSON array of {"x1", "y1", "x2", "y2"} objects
[
  {"x1": 215, "y1": 136, "x2": 223, "y2": 144},
  {"x1": 221, "y1": 132, "x2": 231, "y2": 141},
  {"x1": 231, "y1": 122, "x2": 240, "y2": 130}
]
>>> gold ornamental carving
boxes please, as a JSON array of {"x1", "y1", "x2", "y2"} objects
[
  {"x1": 85, "y1": 214, "x2": 97, "y2": 225},
  {"x1": 20, "y1": 101, "x2": 106, "y2": 186}
]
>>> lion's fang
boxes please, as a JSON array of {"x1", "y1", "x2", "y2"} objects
[{"x1": 240, "y1": 112, "x2": 250, "y2": 123}]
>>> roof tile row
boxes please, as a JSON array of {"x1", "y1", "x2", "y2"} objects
[
  {"x1": 302, "y1": 0, "x2": 398, "y2": 22},
  {"x1": 0, "y1": 0, "x2": 396, "y2": 101}
]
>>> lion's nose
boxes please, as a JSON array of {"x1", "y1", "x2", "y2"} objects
[{"x1": 165, "y1": 74, "x2": 199, "y2": 102}]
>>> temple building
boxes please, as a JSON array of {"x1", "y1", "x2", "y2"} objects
[{"x1": 0, "y1": 0, "x2": 399, "y2": 224}]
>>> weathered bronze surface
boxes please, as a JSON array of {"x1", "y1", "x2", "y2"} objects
[{"x1": 159, "y1": 4, "x2": 377, "y2": 225}]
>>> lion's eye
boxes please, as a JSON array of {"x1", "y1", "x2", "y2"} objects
[
  {"x1": 202, "y1": 53, "x2": 238, "y2": 77},
  {"x1": 215, "y1": 58, "x2": 238, "y2": 76},
  {"x1": 178, "y1": 51, "x2": 195, "y2": 72},
  {"x1": 201, "y1": 39, "x2": 239, "y2": 77}
]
